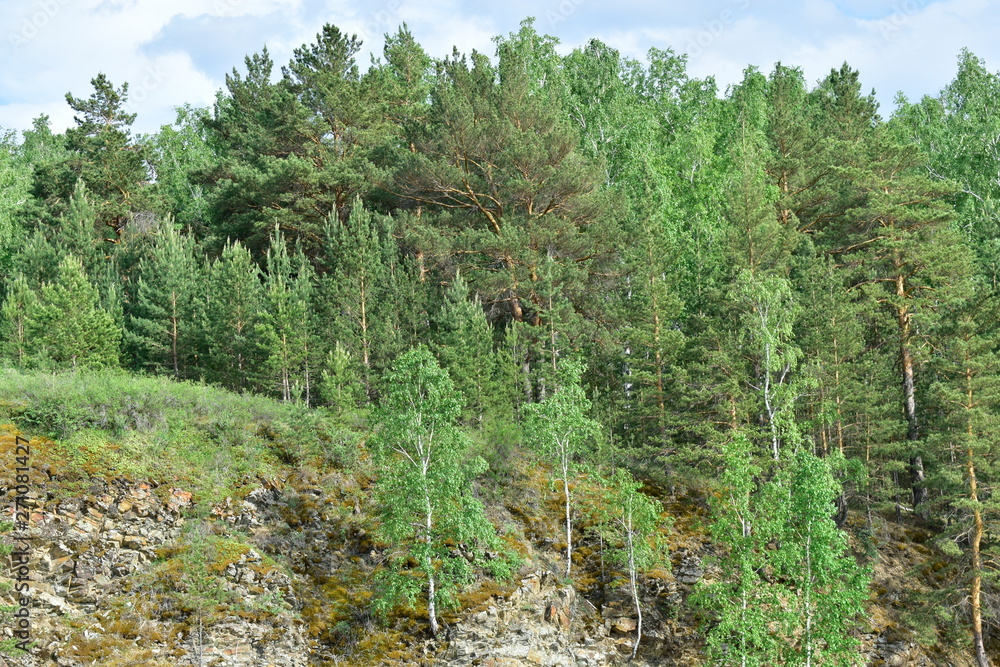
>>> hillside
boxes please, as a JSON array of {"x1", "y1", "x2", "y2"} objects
[{"x1": 0, "y1": 370, "x2": 987, "y2": 666}]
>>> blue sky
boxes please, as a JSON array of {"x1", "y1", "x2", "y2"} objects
[{"x1": 1, "y1": 0, "x2": 997, "y2": 136}]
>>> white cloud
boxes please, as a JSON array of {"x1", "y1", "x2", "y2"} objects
[{"x1": 2, "y1": 0, "x2": 1000, "y2": 138}]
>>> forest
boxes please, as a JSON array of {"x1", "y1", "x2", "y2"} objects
[{"x1": 2, "y1": 16, "x2": 1000, "y2": 665}]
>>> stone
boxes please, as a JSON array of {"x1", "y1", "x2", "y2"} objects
[
  {"x1": 614, "y1": 617, "x2": 638, "y2": 633},
  {"x1": 676, "y1": 555, "x2": 703, "y2": 584},
  {"x1": 122, "y1": 535, "x2": 147, "y2": 550}
]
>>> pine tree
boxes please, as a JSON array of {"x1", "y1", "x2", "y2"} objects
[
  {"x1": 15, "y1": 229, "x2": 61, "y2": 289},
  {"x1": 28, "y1": 255, "x2": 120, "y2": 369},
  {"x1": 433, "y1": 270, "x2": 498, "y2": 424},
  {"x1": 259, "y1": 226, "x2": 316, "y2": 403},
  {"x1": 0, "y1": 275, "x2": 37, "y2": 368},
  {"x1": 127, "y1": 226, "x2": 201, "y2": 377},
  {"x1": 318, "y1": 342, "x2": 363, "y2": 412},
  {"x1": 52, "y1": 179, "x2": 103, "y2": 276},
  {"x1": 62, "y1": 74, "x2": 149, "y2": 237},
  {"x1": 837, "y1": 121, "x2": 973, "y2": 509},
  {"x1": 764, "y1": 63, "x2": 831, "y2": 234},
  {"x1": 202, "y1": 240, "x2": 264, "y2": 392},
  {"x1": 321, "y1": 202, "x2": 400, "y2": 398},
  {"x1": 0, "y1": 130, "x2": 29, "y2": 277},
  {"x1": 724, "y1": 67, "x2": 795, "y2": 276},
  {"x1": 617, "y1": 211, "x2": 685, "y2": 450},
  {"x1": 928, "y1": 289, "x2": 1000, "y2": 667},
  {"x1": 793, "y1": 252, "x2": 866, "y2": 459}
]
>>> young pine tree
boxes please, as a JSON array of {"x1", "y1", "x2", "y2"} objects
[
  {"x1": 127, "y1": 226, "x2": 201, "y2": 378},
  {"x1": 259, "y1": 226, "x2": 317, "y2": 403},
  {"x1": 28, "y1": 255, "x2": 120, "y2": 369},
  {"x1": 0, "y1": 275, "x2": 38, "y2": 368},
  {"x1": 52, "y1": 179, "x2": 104, "y2": 277},
  {"x1": 202, "y1": 240, "x2": 264, "y2": 392},
  {"x1": 433, "y1": 270, "x2": 498, "y2": 425},
  {"x1": 321, "y1": 202, "x2": 401, "y2": 399}
]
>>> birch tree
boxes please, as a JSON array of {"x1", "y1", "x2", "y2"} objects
[
  {"x1": 595, "y1": 468, "x2": 664, "y2": 660},
  {"x1": 777, "y1": 451, "x2": 868, "y2": 666},
  {"x1": 524, "y1": 360, "x2": 599, "y2": 577},
  {"x1": 372, "y1": 347, "x2": 499, "y2": 636}
]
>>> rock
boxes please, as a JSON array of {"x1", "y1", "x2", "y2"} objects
[
  {"x1": 614, "y1": 617, "x2": 638, "y2": 633},
  {"x1": 676, "y1": 555, "x2": 703, "y2": 584},
  {"x1": 121, "y1": 535, "x2": 147, "y2": 550}
]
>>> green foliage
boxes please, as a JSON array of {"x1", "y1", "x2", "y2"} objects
[
  {"x1": 433, "y1": 271, "x2": 501, "y2": 424},
  {"x1": 0, "y1": 129, "x2": 29, "y2": 275},
  {"x1": 6, "y1": 26, "x2": 1000, "y2": 663},
  {"x1": 258, "y1": 226, "x2": 317, "y2": 403},
  {"x1": 201, "y1": 25, "x2": 388, "y2": 260},
  {"x1": 697, "y1": 436, "x2": 868, "y2": 666},
  {"x1": 694, "y1": 433, "x2": 784, "y2": 667},
  {"x1": 0, "y1": 519, "x2": 30, "y2": 656},
  {"x1": 61, "y1": 74, "x2": 150, "y2": 235},
  {"x1": 0, "y1": 274, "x2": 36, "y2": 368},
  {"x1": 592, "y1": 468, "x2": 666, "y2": 659},
  {"x1": 320, "y1": 202, "x2": 403, "y2": 397},
  {"x1": 394, "y1": 18, "x2": 617, "y2": 363},
  {"x1": 26, "y1": 255, "x2": 121, "y2": 369},
  {"x1": 127, "y1": 225, "x2": 201, "y2": 377},
  {"x1": 524, "y1": 359, "x2": 600, "y2": 577},
  {"x1": 371, "y1": 347, "x2": 505, "y2": 635},
  {"x1": 143, "y1": 105, "x2": 213, "y2": 231},
  {"x1": 202, "y1": 240, "x2": 264, "y2": 392},
  {"x1": 317, "y1": 342, "x2": 364, "y2": 413},
  {"x1": 733, "y1": 270, "x2": 806, "y2": 460},
  {"x1": 777, "y1": 451, "x2": 869, "y2": 665}
]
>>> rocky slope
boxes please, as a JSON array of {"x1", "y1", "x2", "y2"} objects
[{"x1": 0, "y1": 421, "x2": 988, "y2": 666}]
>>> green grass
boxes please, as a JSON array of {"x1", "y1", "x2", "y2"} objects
[
  {"x1": 0, "y1": 368, "x2": 298, "y2": 437},
  {"x1": 0, "y1": 368, "x2": 363, "y2": 502}
]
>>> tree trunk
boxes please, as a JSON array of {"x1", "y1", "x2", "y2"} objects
[
  {"x1": 804, "y1": 530, "x2": 813, "y2": 667},
  {"x1": 648, "y1": 237, "x2": 667, "y2": 445},
  {"x1": 425, "y1": 493, "x2": 439, "y2": 637},
  {"x1": 427, "y1": 564, "x2": 439, "y2": 637},
  {"x1": 968, "y1": 360, "x2": 990, "y2": 667},
  {"x1": 895, "y1": 270, "x2": 925, "y2": 507},
  {"x1": 627, "y1": 517, "x2": 642, "y2": 661},
  {"x1": 970, "y1": 461, "x2": 989, "y2": 667},
  {"x1": 171, "y1": 290, "x2": 180, "y2": 377},
  {"x1": 563, "y1": 465, "x2": 572, "y2": 578},
  {"x1": 281, "y1": 332, "x2": 291, "y2": 402}
]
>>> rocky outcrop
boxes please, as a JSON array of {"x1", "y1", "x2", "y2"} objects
[
  {"x1": 12, "y1": 480, "x2": 187, "y2": 615},
  {"x1": 1, "y1": 478, "x2": 308, "y2": 667},
  {"x1": 0, "y1": 473, "x2": 982, "y2": 667},
  {"x1": 439, "y1": 569, "x2": 683, "y2": 667}
]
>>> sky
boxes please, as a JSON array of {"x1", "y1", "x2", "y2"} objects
[{"x1": 1, "y1": 0, "x2": 998, "y2": 137}]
